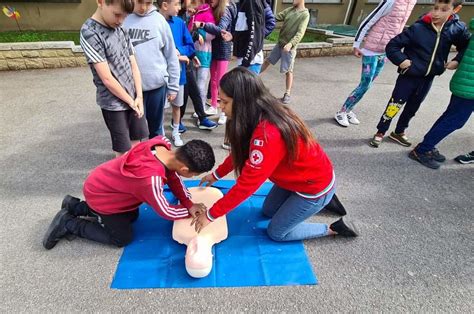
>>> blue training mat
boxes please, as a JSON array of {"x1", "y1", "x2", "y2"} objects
[{"x1": 111, "y1": 180, "x2": 317, "y2": 289}]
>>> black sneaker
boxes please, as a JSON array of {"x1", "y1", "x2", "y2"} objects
[
  {"x1": 408, "y1": 149, "x2": 440, "y2": 169},
  {"x1": 454, "y1": 151, "x2": 474, "y2": 164},
  {"x1": 323, "y1": 194, "x2": 347, "y2": 216},
  {"x1": 389, "y1": 132, "x2": 412, "y2": 147},
  {"x1": 329, "y1": 218, "x2": 358, "y2": 237},
  {"x1": 43, "y1": 209, "x2": 73, "y2": 250},
  {"x1": 61, "y1": 195, "x2": 80, "y2": 215},
  {"x1": 431, "y1": 148, "x2": 446, "y2": 163}
]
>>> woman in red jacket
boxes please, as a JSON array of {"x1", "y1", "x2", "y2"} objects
[{"x1": 194, "y1": 67, "x2": 357, "y2": 241}]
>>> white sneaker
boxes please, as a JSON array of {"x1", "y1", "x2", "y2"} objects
[
  {"x1": 172, "y1": 133, "x2": 184, "y2": 147},
  {"x1": 218, "y1": 113, "x2": 227, "y2": 125},
  {"x1": 204, "y1": 106, "x2": 218, "y2": 116},
  {"x1": 347, "y1": 111, "x2": 360, "y2": 125},
  {"x1": 191, "y1": 112, "x2": 198, "y2": 118},
  {"x1": 335, "y1": 111, "x2": 349, "y2": 127}
]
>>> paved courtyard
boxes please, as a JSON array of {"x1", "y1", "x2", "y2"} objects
[{"x1": 1, "y1": 56, "x2": 472, "y2": 312}]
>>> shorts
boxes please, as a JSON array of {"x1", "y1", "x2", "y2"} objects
[
  {"x1": 166, "y1": 85, "x2": 185, "y2": 108},
  {"x1": 101, "y1": 109, "x2": 149, "y2": 153},
  {"x1": 266, "y1": 45, "x2": 297, "y2": 73}
]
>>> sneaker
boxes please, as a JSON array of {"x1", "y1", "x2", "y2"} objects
[
  {"x1": 204, "y1": 106, "x2": 218, "y2": 116},
  {"x1": 61, "y1": 195, "x2": 80, "y2": 215},
  {"x1": 389, "y1": 132, "x2": 412, "y2": 147},
  {"x1": 335, "y1": 111, "x2": 349, "y2": 127},
  {"x1": 198, "y1": 117, "x2": 218, "y2": 130},
  {"x1": 329, "y1": 218, "x2": 358, "y2": 237},
  {"x1": 369, "y1": 133, "x2": 384, "y2": 148},
  {"x1": 218, "y1": 113, "x2": 227, "y2": 125},
  {"x1": 192, "y1": 112, "x2": 198, "y2": 118},
  {"x1": 43, "y1": 209, "x2": 73, "y2": 250},
  {"x1": 172, "y1": 133, "x2": 184, "y2": 147},
  {"x1": 169, "y1": 122, "x2": 187, "y2": 134},
  {"x1": 408, "y1": 149, "x2": 440, "y2": 169},
  {"x1": 431, "y1": 148, "x2": 446, "y2": 163},
  {"x1": 281, "y1": 93, "x2": 291, "y2": 104},
  {"x1": 454, "y1": 151, "x2": 474, "y2": 164},
  {"x1": 323, "y1": 194, "x2": 347, "y2": 216},
  {"x1": 347, "y1": 111, "x2": 360, "y2": 125},
  {"x1": 222, "y1": 142, "x2": 231, "y2": 150}
]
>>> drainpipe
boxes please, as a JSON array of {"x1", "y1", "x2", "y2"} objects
[{"x1": 344, "y1": 0, "x2": 358, "y2": 25}]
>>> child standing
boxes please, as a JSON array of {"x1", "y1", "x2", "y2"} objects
[
  {"x1": 43, "y1": 137, "x2": 215, "y2": 249},
  {"x1": 159, "y1": 0, "x2": 195, "y2": 147},
  {"x1": 409, "y1": 18, "x2": 473, "y2": 169},
  {"x1": 369, "y1": 0, "x2": 470, "y2": 148},
  {"x1": 334, "y1": 0, "x2": 416, "y2": 127},
  {"x1": 260, "y1": 0, "x2": 309, "y2": 104},
  {"x1": 123, "y1": 0, "x2": 181, "y2": 139},
  {"x1": 188, "y1": 1, "x2": 216, "y2": 115},
  {"x1": 80, "y1": 0, "x2": 149, "y2": 157}
]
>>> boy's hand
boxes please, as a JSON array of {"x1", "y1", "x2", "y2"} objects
[
  {"x1": 199, "y1": 173, "x2": 217, "y2": 187},
  {"x1": 167, "y1": 93, "x2": 177, "y2": 102},
  {"x1": 176, "y1": 49, "x2": 181, "y2": 57},
  {"x1": 194, "y1": 21, "x2": 203, "y2": 29},
  {"x1": 283, "y1": 43, "x2": 292, "y2": 52},
  {"x1": 445, "y1": 60, "x2": 459, "y2": 70},
  {"x1": 399, "y1": 59, "x2": 412, "y2": 69},
  {"x1": 353, "y1": 47, "x2": 363, "y2": 58},
  {"x1": 188, "y1": 203, "x2": 207, "y2": 219},
  {"x1": 221, "y1": 30, "x2": 233, "y2": 42},
  {"x1": 192, "y1": 213, "x2": 212, "y2": 233},
  {"x1": 198, "y1": 34, "x2": 204, "y2": 46},
  {"x1": 179, "y1": 55, "x2": 190, "y2": 64},
  {"x1": 134, "y1": 97, "x2": 144, "y2": 118},
  {"x1": 192, "y1": 56, "x2": 201, "y2": 68}
]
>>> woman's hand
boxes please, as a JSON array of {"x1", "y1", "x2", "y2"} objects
[
  {"x1": 191, "y1": 213, "x2": 212, "y2": 233},
  {"x1": 188, "y1": 203, "x2": 207, "y2": 218},
  {"x1": 445, "y1": 60, "x2": 459, "y2": 70},
  {"x1": 199, "y1": 173, "x2": 217, "y2": 187}
]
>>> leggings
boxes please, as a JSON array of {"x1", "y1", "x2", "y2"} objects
[
  {"x1": 210, "y1": 60, "x2": 230, "y2": 108},
  {"x1": 342, "y1": 54, "x2": 386, "y2": 112}
]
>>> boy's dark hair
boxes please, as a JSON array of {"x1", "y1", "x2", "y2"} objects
[
  {"x1": 435, "y1": 0, "x2": 463, "y2": 8},
  {"x1": 104, "y1": 0, "x2": 135, "y2": 13},
  {"x1": 175, "y1": 140, "x2": 215, "y2": 173},
  {"x1": 156, "y1": 0, "x2": 173, "y2": 8}
]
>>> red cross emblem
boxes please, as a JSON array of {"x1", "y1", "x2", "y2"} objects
[{"x1": 250, "y1": 150, "x2": 263, "y2": 165}]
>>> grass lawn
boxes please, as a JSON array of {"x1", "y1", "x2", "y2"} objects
[
  {"x1": 0, "y1": 31, "x2": 80, "y2": 45},
  {"x1": 265, "y1": 29, "x2": 328, "y2": 44}
]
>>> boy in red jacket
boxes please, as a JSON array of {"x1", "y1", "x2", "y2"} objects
[{"x1": 43, "y1": 137, "x2": 215, "y2": 250}]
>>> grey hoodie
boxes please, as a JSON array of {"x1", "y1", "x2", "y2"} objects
[{"x1": 123, "y1": 6, "x2": 179, "y2": 93}]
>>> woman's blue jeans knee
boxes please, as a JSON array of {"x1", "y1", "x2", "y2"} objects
[{"x1": 263, "y1": 185, "x2": 335, "y2": 241}]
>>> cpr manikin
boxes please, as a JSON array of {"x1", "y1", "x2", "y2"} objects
[{"x1": 172, "y1": 187, "x2": 228, "y2": 278}]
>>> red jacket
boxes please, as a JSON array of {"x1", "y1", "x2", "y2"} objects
[
  {"x1": 208, "y1": 121, "x2": 334, "y2": 220},
  {"x1": 83, "y1": 136, "x2": 193, "y2": 219}
]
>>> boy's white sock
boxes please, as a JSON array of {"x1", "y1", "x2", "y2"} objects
[{"x1": 172, "y1": 123, "x2": 180, "y2": 136}]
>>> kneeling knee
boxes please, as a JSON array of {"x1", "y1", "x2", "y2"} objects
[
  {"x1": 266, "y1": 228, "x2": 285, "y2": 242},
  {"x1": 111, "y1": 233, "x2": 133, "y2": 247}
]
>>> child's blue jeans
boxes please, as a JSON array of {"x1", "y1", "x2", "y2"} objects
[
  {"x1": 143, "y1": 85, "x2": 167, "y2": 138},
  {"x1": 262, "y1": 185, "x2": 335, "y2": 241},
  {"x1": 416, "y1": 94, "x2": 474, "y2": 153}
]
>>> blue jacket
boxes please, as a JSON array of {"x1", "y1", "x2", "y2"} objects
[
  {"x1": 167, "y1": 16, "x2": 195, "y2": 85},
  {"x1": 386, "y1": 13, "x2": 471, "y2": 77}
]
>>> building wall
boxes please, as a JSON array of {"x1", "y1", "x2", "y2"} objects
[
  {"x1": 0, "y1": 1, "x2": 96, "y2": 31},
  {"x1": 1, "y1": 0, "x2": 472, "y2": 31}
]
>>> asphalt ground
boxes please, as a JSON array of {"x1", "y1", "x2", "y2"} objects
[{"x1": 1, "y1": 56, "x2": 473, "y2": 312}]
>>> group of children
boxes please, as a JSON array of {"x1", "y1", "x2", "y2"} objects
[
  {"x1": 43, "y1": 0, "x2": 472, "y2": 250},
  {"x1": 334, "y1": 0, "x2": 472, "y2": 169}
]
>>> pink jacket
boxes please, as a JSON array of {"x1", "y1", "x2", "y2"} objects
[
  {"x1": 188, "y1": 4, "x2": 215, "y2": 31},
  {"x1": 354, "y1": 0, "x2": 416, "y2": 53}
]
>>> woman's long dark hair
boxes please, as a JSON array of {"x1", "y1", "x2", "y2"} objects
[{"x1": 220, "y1": 67, "x2": 315, "y2": 176}]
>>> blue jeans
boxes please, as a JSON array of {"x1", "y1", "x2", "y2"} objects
[
  {"x1": 342, "y1": 54, "x2": 386, "y2": 112},
  {"x1": 416, "y1": 94, "x2": 474, "y2": 153},
  {"x1": 262, "y1": 185, "x2": 335, "y2": 241},
  {"x1": 143, "y1": 86, "x2": 167, "y2": 138}
]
